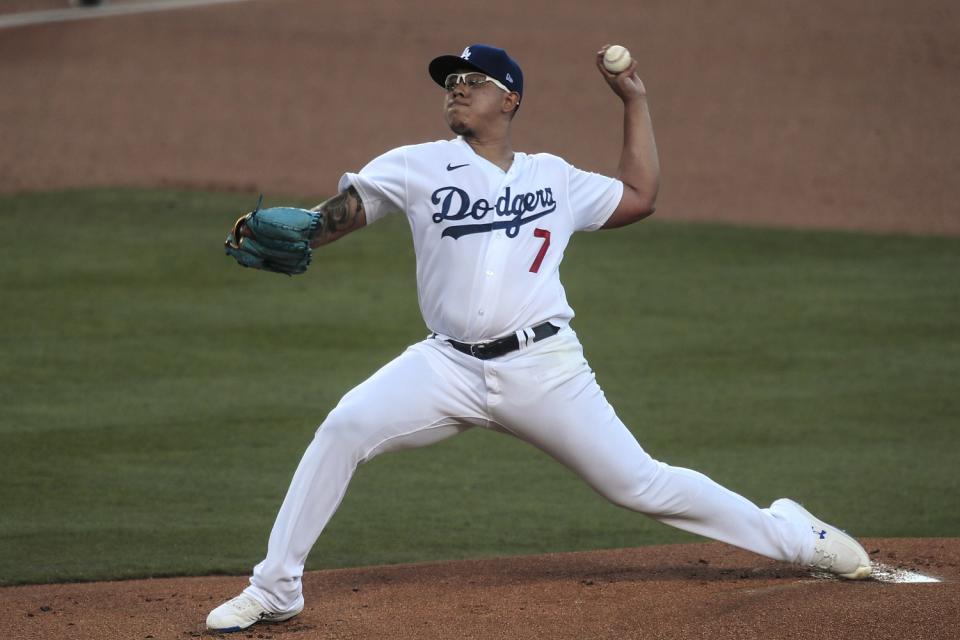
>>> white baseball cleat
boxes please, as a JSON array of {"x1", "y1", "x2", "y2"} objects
[
  {"x1": 771, "y1": 498, "x2": 872, "y2": 580},
  {"x1": 206, "y1": 593, "x2": 303, "y2": 633}
]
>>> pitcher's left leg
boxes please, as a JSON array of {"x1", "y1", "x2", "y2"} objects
[{"x1": 491, "y1": 332, "x2": 810, "y2": 565}]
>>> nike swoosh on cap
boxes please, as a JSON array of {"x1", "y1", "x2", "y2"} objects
[{"x1": 446, "y1": 163, "x2": 469, "y2": 171}]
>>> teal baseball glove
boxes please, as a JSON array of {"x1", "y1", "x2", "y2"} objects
[{"x1": 224, "y1": 197, "x2": 323, "y2": 276}]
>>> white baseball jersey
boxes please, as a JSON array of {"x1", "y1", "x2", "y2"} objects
[
  {"x1": 338, "y1": 137, "x2": 623, "y2": 342},
  {"x1": 242, "y1": 138, "x2": 819, "y2": 616}
]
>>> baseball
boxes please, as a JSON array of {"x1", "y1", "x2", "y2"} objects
[{"x1": 602, "y1": 45, "x2": 632, "y2": 73}]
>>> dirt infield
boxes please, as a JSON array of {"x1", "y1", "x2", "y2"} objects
[
  {"x1": 4, "y1": 539, "x2": 958, "y2": 640},
  {"x1": 1, "y1": 0, "x2": 959, "y2": 235},
  {"x1": 1, "y1": 2, "x2": 958, "y2": 639}
]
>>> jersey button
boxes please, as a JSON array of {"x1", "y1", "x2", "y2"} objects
[
  {"x1": 485, "y1": 270, "x2": 494, "y2": 277},
  {"x1": 478, "y1": 310, "x2": 485, "y2": 316}
]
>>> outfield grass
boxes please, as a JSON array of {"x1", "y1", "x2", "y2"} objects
[{"x1": 1, "y1": 188, "x2": 958, "y2": 585}]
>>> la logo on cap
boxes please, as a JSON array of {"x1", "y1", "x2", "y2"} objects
[{"x1": 461, "y1": 47, "x2": 472, "y2": 59}]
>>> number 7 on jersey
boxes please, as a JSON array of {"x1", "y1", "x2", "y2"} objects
[{"x1": 529, "y1": 228, "x2": 551, "y2": 273}]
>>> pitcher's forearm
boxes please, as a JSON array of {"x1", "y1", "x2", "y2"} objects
[
  {"x1": 618, "y1": 97, "x2": 660, "y2": 211},
  {"x1": 309, "y1": 186, "x2": 367, "y2": 248}
]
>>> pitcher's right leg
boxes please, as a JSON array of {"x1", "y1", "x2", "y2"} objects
[{"x1": 235, "y1": 340, "x2": 486, "y2": 618}]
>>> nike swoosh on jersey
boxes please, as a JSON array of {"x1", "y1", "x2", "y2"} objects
[{"x1": 446, "y1": 163, "x2": 470, "y2": 171}]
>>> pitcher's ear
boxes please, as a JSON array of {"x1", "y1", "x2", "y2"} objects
[{"x1": 503, "y1": 92, "x2": 521, "y2": 114}]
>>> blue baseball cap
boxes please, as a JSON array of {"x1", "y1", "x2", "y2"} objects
[{"x1": 428, "y1": 44, "x2": 523, "y2": 99}]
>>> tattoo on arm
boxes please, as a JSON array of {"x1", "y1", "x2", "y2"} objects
[{"x1": 310, "y1": 186, "x2": 365, "y2": 247}]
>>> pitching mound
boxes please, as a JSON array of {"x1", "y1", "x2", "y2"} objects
[{"x1": 5, "y1": 538, "x2": 957, "y2": 639}]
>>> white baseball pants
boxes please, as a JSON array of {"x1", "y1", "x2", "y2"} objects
[{"x1": 244, "y1": 327, "x2": 812, "y2": 613}]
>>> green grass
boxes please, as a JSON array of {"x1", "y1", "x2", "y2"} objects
[{"x1": 1, "y1": 188, "x2": 958, "y2": 585}]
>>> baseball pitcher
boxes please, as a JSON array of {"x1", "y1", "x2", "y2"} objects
[{"x1": 210, "y1": 44, "x2": 872, "y2": 633}]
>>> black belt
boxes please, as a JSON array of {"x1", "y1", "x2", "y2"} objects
[{"x1": 441, "y1": 322, "x2": 560, "y2": 360}]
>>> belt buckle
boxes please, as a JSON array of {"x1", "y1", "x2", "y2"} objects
[{"x1": 469, "y1": 343, "x2": 483, "y2": 358}]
